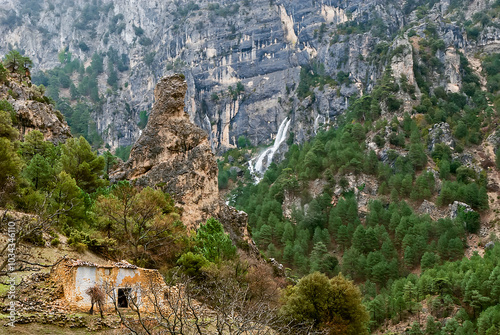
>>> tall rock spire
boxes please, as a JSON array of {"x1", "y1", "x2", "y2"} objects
[{"x1": 112, "y1": 74, "x2": 219, "y2": 229}]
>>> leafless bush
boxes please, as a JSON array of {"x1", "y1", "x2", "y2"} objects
[
  {"x1": 86, "y1": 285, "x2": 106, "y2": 318},
  {"x1": 105, "y1": 269, "x2": 316, "y2": 335}
]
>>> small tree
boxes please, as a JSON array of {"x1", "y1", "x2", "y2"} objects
[
  {"x1": 496, "y1": 146, "x2": 500, "y2": 170},
  {"x1": 3, "y1": 50, "x2": 32, "y2": 76},
  {"x1": 94, "y1": 182, "x2": 183, "y2": 266},
  {"x1": 0, "y1": 63, "x2": 7, "y2": 83},
  {"x1": 194, "y1": 217, "x2": 236, "y2": 263},
  {"x1": 102, "y1": 151, "x2": 117, "y2": 175},
  {"x1": 61, "y1": 136, "x2": 106, "y2": 193}
]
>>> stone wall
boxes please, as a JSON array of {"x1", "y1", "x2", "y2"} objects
[{"x1": 51, "y1": 258, "x2": 167, "y2": 312}]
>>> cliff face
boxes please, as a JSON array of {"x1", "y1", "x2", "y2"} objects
[
  {"x1": 1, "y1": 0, "x2": 499, "y2": 154},
  {"x1": 112, "y1": 75, "x2": 219, "y2": 230},
  {"x1": 0, "y1": 74, "x2": 71, "y2": 143}
]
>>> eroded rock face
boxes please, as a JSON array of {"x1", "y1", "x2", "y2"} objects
[
  {"x1": 3, "y1": 0, "x2": 496, "y2": 154},
  {"x1": 217, "y1": 200, "x2": 255, "y2": 247},
  {"x1": 0, "y1": 76, "x2": 71, "y2": 144},
  {"x1": 487, "y1": 129, "x2": 500, "y2": 148},
  {"x1": 112, "y1": 75, "x2": 219, "y2": 229},
  {"x1": 14, "y1": 100, "x2": 71, "y2": 144}
]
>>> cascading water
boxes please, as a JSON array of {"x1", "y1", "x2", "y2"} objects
[
  {"x1": 249, "y1": 118, "x2": 291, "y2": 181},
  {"x1": 314, "y1": 115, "x2": 326, "y2": 134},
  {"x1": 204, "y1": 115, "x2": 214, "y2": 151}
]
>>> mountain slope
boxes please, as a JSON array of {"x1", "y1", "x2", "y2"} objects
[{"x1": 1, "y1": 0, "x2": 499, "y2": 156}]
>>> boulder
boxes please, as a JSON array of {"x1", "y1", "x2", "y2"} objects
[
  {"x1": 485, "y1": 241, "x2": 495, "y2": 250},
  {"x1": 449, "y1": 201, "x2": 473, "y2": 220},
  {"x1": 419, "y1": 200, "x2": 437, "y2": 215}
]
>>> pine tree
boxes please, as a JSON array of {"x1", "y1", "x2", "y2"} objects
[
  {"x1": 496, "y1": 147, "x2": 500, "y2": 170},
  {"x1": 281, "y1": 222, "x2": 295, "y2": 244},
  {"x1": 409, "y1": 143, "x2": 428, "y2": 170},
  {"x1": 0, "y1": 63, "x2": 7, "y2": 83},
  {"x1": 49, "y1": 171, "x2": 85, "y2": 228},
  {"x1": 403, "y1": 281, "x2": 420, "y2": 314},
  {"x1": 267, "y1": 243, "x2": 279, "y2": 259},
  {"x1": 95, "y1": 183, "x2": 183, "y2": 264},
  {"x1": 342, "y1": 247, "x2": 366, "y2": 281},
  {"x1": 3, "y1": 49, "x2": 32, "y2": 75},
  {"x1": 310, "y1": 241, "x2": 328, "y2": 273},
  {"x1": 258, "y1": 224, "x2": 273, "y2": 246},
  {"x1": 0, "y1": 137, "x2": 21, "y2": 199},
  {"x1": 352, "y1": 225, "x2": 366, "y2": 252},
  {"x1": 23, "y1": 154, "x2": 52, "y2": 190},
  {"x1": 0, "y1": 110, "x2": 21, "y2": 199},
  {"x1": 194, "y1": 217, "x2": 236, "y2": 263},
  {"x1": 19, "y1": 130, "x2": 54, "y2": 162},
  {"x1": 425, "y1": 316, "x2": 441, "y2": 335},
  {"x1": 337, "y1": 225, "x2": 350, "y2": 250},
  {"x1": 102, "y1": 151, "x2": 118, "y2": 176},
  {"x1": 421, "y1": 252, "x2": 440, "y2": 270},
  {"x1": 283, "y1": 242, "x2": 294, "y2": 263},
  {"x1": 409, "y1": 321, "x2": 424, "y2": 335},
  {"x1": 439, "y1": 160, "x2": 451, "y2": 180},
  {"x1": 0, "y1": 109, "x2": 18, "y2": 140},
  {"x1": 61, "y1": 136, "x2": 106, "y2": 193}
]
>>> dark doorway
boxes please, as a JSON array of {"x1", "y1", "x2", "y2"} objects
[{"x1": 117, "y1": 288, "x2": 131, "y2": 308}]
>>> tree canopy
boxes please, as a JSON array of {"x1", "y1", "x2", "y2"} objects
[
  {"x1": 61, "y1": 136, "x2": 106, "y2": 193},
  {"x1": 193, "y1": 217, "x2": 236, "y2": 263},
  {"x1": 3, "y1": 49, "x2": 33, "y2": 75},
  {"x1": 281, "y1": 272, "x2": 369, "y2": 334}
]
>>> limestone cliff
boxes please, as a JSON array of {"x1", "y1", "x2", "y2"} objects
[
  {"x1": 3, "y1": 0, "x2": 499, "y2": 155},
  {"x1": 112, "y1": 75, "x2": 220, "y2": 230},
  {"x1": 0, "y1": 73, "x2": 71, "y2": 144}
]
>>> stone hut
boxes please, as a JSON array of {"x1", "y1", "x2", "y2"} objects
[{"x1": 51, "y1": 257, "x2": 167, "y2": 312}]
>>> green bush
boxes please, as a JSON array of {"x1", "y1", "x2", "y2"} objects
[
  {"x1": 176, "y1": 252, "x2": 209, "y2": 278},
  {"x1": 138, "y1": 36, "x2": 153, "y2": 46}
]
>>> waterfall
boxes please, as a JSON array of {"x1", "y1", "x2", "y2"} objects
[
  {"x1": 204, "y1": 115, "x2": 214, "y2": 151},
  {"x1": 314, "y1": 115, "x2": 325, "y2": 134},
  {"x1": 250, "y1": 118, "x2": 291, "y2": 180}
]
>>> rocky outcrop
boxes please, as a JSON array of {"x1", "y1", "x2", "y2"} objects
[
  {"x1": 428, "y1": 122, "x2": 455, "y2": 152},
  {"x1": 217, "y1": 200, "x2": 256, "y2": 249},
  {"x1": 112, "y1": 75, "x2": 219, "y2": 229},
  {"x1": 419, "y1": 200, "x2": 437, "y2": 216},
  {"x1": 112, "y1": 75, "x2": 253, "y2": 240},
  {"x1": 14, "y1": 100, "x2": 71, "y2": 144},
  {"x1": 487, "y1": 129, "x2": 500, "y2": 148},
  {"x1": 0, "y1": 74, "x2": 71, "y2": 144},
  {"x1": 449, "y1": 201, "x2": 474, "y2": 220},
  {"x1": 282, "y1": 189, "x2": 302, "y2": 220}
]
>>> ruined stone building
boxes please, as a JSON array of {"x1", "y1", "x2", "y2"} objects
[{"x1": 51, "y1": 257, "x2": 167, "y2": 312}]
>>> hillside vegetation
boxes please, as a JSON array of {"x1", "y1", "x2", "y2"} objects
[{"x1": 224, "y1": 49, "x2": 500, "y2": 335}]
